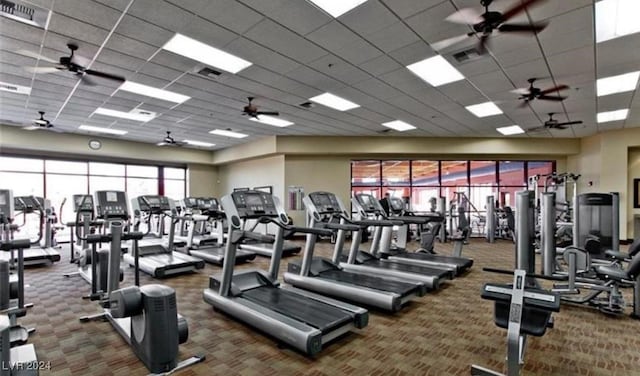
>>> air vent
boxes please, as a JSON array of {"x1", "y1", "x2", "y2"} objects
[
  {"x1": 452, "y1": 47, "x2": 483, "y2": 64},
  {"x1": 129, "y1": 108, "x2": 156, "y2": 117},
  {"x1": 0, "y1": 81, "x2": 31, "y2": 95},
  {"x1": 299, "y1": 101, "x2": 314, "y2": 108},
  {"x1": 197, "y1": 67, "x2": 222, "y2": 79},
  {"x1": 0, "y1": 0, "x2": 49, "y2": 29}
]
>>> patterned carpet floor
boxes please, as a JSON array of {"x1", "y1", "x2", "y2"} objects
[{"x1": 12, "y1": 237, "x2": 640, "y2": 375}]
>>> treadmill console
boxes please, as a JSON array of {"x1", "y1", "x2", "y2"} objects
[
  {"x1": 198, "y1": 197, "x2": 219, "y2": 211},
  {"x1": 73, "y1": 194, "x2": 95, "y2": 213},
  {"x1": 308, "y1": 192, "x2": 342, "y2": 214},
  {"x1": 388, "y1": 197, "x2": 405, "y2": 213},
  {"x1": 136, "y1": 195, "x2": 172, "y2": 213},
  {"x1": 13, "y1": 196, "x2": 46, "y2": 212},
  {"x1": 183, "y1": 197, "x2": 199, "y2": 209},
  {"x1": 231, "y1": 191, "x2": 279, "y2": 218},
  {"x1": 95, "y1": 191, "x2": 129, "y2": 220},
  {"x1": 0, "y1": 189, "x2": 14, "y2": 221},
  {"x1": 355, "y1": 193, "x2": 384, "y2": 214}
]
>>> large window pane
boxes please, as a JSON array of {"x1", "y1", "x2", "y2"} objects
[
  {"x1": 499, "y1": 161, "x2": 525, "y2": 186},
  {"x1": 46, "y1": 174, "x2": 88, "y2": 224},
  {"x1": 499, "y1": 186, "x2": 524, "y2": 208},
  {"x1": 127, "y1": 177, "x2": 158, "y2": 199},
  {"x1": 351, "y1": 187, "x2": 380, "y2": 199},
  {"x1": 351, "y1": 161, "x2": 380, "y2": 186},
  {"x1": 527, "y1": 161, "x2": 554, "y2": 185},
  {"x1": 382, "y1": 187, "x2": 410, "y2": 199},
  {"x1": 470, "y1": 161, "x2": 496, "y2": 185},
  {"x1": 0, "y1": 157, "x2": 43, "y2": 172},
  {"x1": 411, "y1": 187, "x2": 440, "y2": 212},
  {"x1": 411, "y1": 160, "x2": 439, "y2": 186},
  {"x1": 127, "y1": 165, "x2": 158, "y2": 178},
  {"x1": 381, "y1": 160, "x2": 409, "y2": 185},
  {"x1": 0, "y1": 172, "x2": 44, "y2": 196},
  {"x1": 164, "y1": 167, "x2": 185, "y2": 179},
  {"x1": 90, "y1": 176, "x2": 125, "y2": 192},
  {"x1": 89, "y1": 162, "x2": 125, "y2": 176},
  {"x1": 164, "y1": 180, "x2": 186, "y2": 200},
  {"x1": 441, "y1": 161, "x2": 468, "y2": 186},
  {"x1": 46, "y1": 160, "x2": 87, "y2": 174}
]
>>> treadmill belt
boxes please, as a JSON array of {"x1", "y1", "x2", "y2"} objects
[
  {"x1": 396, "y1": 253, "x2": 473, "y2": 269},
  {"x1": 243, "y1": 286, "x2": 351, "y2": 333},
  {"x1": 364, "y1": 259, "x2": 452, "y2": 280},
  {"x1": 319, "y1": 270, "x2": 417, "y2": 297}
]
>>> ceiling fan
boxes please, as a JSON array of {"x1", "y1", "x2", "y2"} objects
[
  {"x1": 242, "y1": 97, "x2": 279, "y2": 119},
  {"x1": 527, "y1": 113, "x2": 583, "y2": 132},
  {"x1": 19, "y1": 43, "x2": 125, "y2": 85},
  {"x1": 157, "y1": 131, "x2": 185, "y2": 147},
  {"x1": 513, "y1": 78, "x2": 569, "y2": 107},
  {"x1": 431, "y1": 0, "x2": 548, "y2": 54},
  {"x1": 23, "y1": 111, "x2": 62, "y2": 132}
]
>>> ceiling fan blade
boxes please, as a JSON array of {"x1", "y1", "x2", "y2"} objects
[
  {"x1": 445, "y1": 7, "x2": 484, "y2": 25},
  {"x1": 498, "y1": 22, "x2": 548, "y2": 34},
  {"x1": 430, "y1": 33, "x2": 472, "y2": 51},
  {"x1": 476, "y1": 34, "x2": 490, "y2": 55},
  {"x1": 518, "y1": 100, "x2": 530, "y2": 108},
  {"x1": 22, "y1": 125, "x2": 40, "y2": 131},
  {"x1": 501, "y1": 0, "x2": 546, "y2": 22},
  {"x1": 79, "y1": 75, "x2": 97, "y2": 86},
  {"x1": 84, "y1": 69, "x2": 126, "y2": 82},
  {"x1": 511, "y1": 87, "x2": 531, "y2": 94},
  {"x1": 157, "y1": 142, "x2": 168, "y2": 146},
  {"x1": 24, "y1": 66, "x2": 61, "y2": 74},
  {"x1": 526, "y1": 126, "x2": 547, "y2": 133},
  {"x1": 70, "y1": 54, "x2": 91, "y2": 68},
  {"x1": 538, "y1": 84, "x2": 569, "y2": 95},
  {"x1": 15, "y1": 49, "x2": 58, "y2": 63},
  {"x1": 255, "y1": 111, "x2": 280, "y2": 116},
  {"x1": 556, "y1": 120, "x2": 583, "y2": 126},
  {"x1": 537, "y1": 95, "x2": 566, "y2": 101}
]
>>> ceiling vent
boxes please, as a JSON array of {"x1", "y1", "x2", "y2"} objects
[
  {"x1": 0, "y1": 0, "x2": 49, "y2": 29},
  {"x1": 299, "y1": 101, "x2": 314, "y2": 108},
  {"x1": 197, "y1": 67, "x2": 222, "y2": 79},
  {"x1": 451, "y1": 47, "x2": 483, "y2": 64}
]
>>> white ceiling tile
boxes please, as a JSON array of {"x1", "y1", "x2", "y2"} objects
[
  {"x1": 365, "y1": 22, "x2": 420, "y2": 53},
  {"x1": 340, "y1": 0, "x2": 398, "y2": 36},
  {"x1": 359, "y1": 54, "x2": 403, "y2": 76},
  {"x1": 380, "y1": 0, "x2": 446, "y2": 19},
  {"x1": 244, "y1": 19, "x2": 327, "y2": 64},
  {"x1": 237, "y1": 0, "x2": 330, "y2": 35}
]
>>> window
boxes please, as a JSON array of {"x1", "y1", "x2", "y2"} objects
[
  {"x1": 0, "y1": 156, "x2": 43, "y2": 172},
  {"x1": 89, "y1": 162, "x2": 125, "y2": 176},
  {"x1": 164, "y1": 179, "x2": 186, "y2": 200},
  {"x1": 470, "y1": 161, "x2": 496, "y2": 185},
  {"x1": 0, "y1": 172, "x2": 44, "y2": 197},
  {"x1": 411, "y1": 187, "x2": 439, "y2": 212},
  {"x1": 46, "y1": 160, "x2": 87, "y2": 175},
  {"x1": 127, "y1": 165, "x2": 158, "y2": 178},
  {"x1": 441, "y1": 161, "x2": 468, "y2": 186},
  {"x1": 46, "y1": 174, "x2": 88, "y2": 224},
  {"x1": 527, "y1": 161, "x2": 554, "y2": 185},
  {"x1": 499, "y1": 161, "x2": 525, "y2": 186},
  {"x1": 165, "y1": 167, "x2": 185, "y2": 180},
  {"x1": 411, "y1": 161, "x2": 439, "y2": 186},
  {"x1": 351, "y1": 161, "x2": 381, "y2": 186},
  {"x1": 90, "y1": 176, "x2": 125, "y2": 192},
  {"x1": 381, "y1": 161, "x2": 409, "y2": 186}
]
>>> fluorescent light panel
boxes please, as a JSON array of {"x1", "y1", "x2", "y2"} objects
[
  {"x1": 309, "y1": 92, "x2": 360, "y2": 111},
  {"x1": 93, "y1": 107, "x2": 156, "y2": 122},
  {"x1": 406, "y1": 55, "x2": 465, "y2": 87},
  {"x1": 465, "y1": 101, "x2": 503, "y2": 118},
  {"x1": 162, "y1": 33, "x2": 252, "y2": 74},
  {"x1": 249, "y1": 116, "x2": 293, "y2": 127},
  {"x1": 307, "y1": 0, "x2": 368, "y2": 17},
  {"x1": 79, "y1": 124, "x2": 127, "y2": 135},
  {"x1": 382, "y1": 120, "x2": 416, "y2": 132},
  {"x1": 183, "y1": 140, "x2": 215, "y2": 147},
  {"x1": 0, "y1": 81, "x2": 31, "y2": 95},
  {"x1": 496, "y1": 125, "x2": 524, "y2": 135},
  {"x1": 596, "y1": 0, "x2": 640, "y2": 43},
  {"x1": 597, "y1": 109, "x2": 629, "y2": 123},
  {"x1": 118, "y1": 81, "x2": 190, "y2": 104},
  {"x1": 596, "y1": 71, "x2": 640, "y2": 96},
  {"x1": 209, "y1": 129, "x2": 249, "y2": 138}
]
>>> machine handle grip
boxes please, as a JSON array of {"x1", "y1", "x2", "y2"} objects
[
  {"x1": 286, "y1": 225, "x2": 334, "y2": 237},
  {"x1": 323, "y1": 222, "x2": 360, "y2": 232},
  {"x1": 0, "y1": 238, "x2": 31, "y2": 251},
  {"x1": 352, "y1": 219, "x2": 401, "y2": 227}
]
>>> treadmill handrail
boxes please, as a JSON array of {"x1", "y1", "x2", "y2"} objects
[{"x1": 256, "y1": 216, "x2": 334, "y2": 237}]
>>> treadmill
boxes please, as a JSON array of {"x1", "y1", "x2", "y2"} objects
[
  {"x1": 203, "y1": 190, "x2": 368, "y2": 355},
  {"x1": 305, "y1": 192, "x2": 453, "y2": 290},
  {"x1": 0, "y1": 191, "x2": 60, "y2": 266},
  {"x1": 237, "y1": 205, "x2": 302, "y2": 257},
  {"x1": 122, "y1": 195, "x2": 204, "y2": 278},
  {"x1": 176, "y1": 197, "x2": 222, "y2": 247},
  {"x1": 353, "y1": 193, "x2": 473, "y2": 276},
  {"x1": 181, "y1": 197, "x2": 255, "y2": 265}
]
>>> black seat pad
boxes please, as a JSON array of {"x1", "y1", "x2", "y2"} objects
[{"x1": 594, "y1": 265, "x2": 629, "y2": 282}]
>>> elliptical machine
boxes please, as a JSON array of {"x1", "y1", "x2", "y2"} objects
[{"x1": 78, "y1": 191, "x2": 204, "y2": 374}]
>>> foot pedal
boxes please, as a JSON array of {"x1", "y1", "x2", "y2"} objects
[{"x1": 9, "y1": 326, "x2": 29, "y2": 347}]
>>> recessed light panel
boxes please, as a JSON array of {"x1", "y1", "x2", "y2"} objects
[
  {"x1": 406, "y1": 55, "x2": 465, "y2": 87},
  {"x1": 183, "y1": 140, "x2": 215, "y2": 147},
  {"x1": 118, "y1": 81, "x2": 190, "y2": 104},
  {"x1": 309, "y1": 93, "x2": 360, "y2": 111},
  {"x1": 596, "y1": 71, "x2": 640, "y2": 96},
  {"x1": 597, "y1": 109, "x2": 629, "y2": 123},
  {"x1": 162, "y1": 33, "x2": 252, "y2": 74},
  {"x1": 249, "y1": 116, "x2": 294, "y2": 127},
  {"x1": 209, "y1": 129, "x2": 249, "y2": 138},
  {"x1": 93, "y1": 107, "x2": 156, "y2": 122},
  {"x1": 0, "y1": 81, "x2": 31, "y2": 95},
  {"x1": 496, "y1": 125, "x2": 524, "y2": 135},
  {"x1": 465, "y1": 102, "x2": 503, "y2": 118},
  {"x1": 79, "y1": 125, "x2": 128, "y2": 135},
  {"x1": 307, "y1": 0, "x2": 368, "y2": 17},
  {"x1": 382, "y1": 120, "x2": 417, "y2": 132},
  {"x1": 596, "y1": 0, "x2": 640, "y2": 43}
]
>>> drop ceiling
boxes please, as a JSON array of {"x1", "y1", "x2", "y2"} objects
[{"x1": 0, "y1": 0, "x2": 639, "y2": 150}]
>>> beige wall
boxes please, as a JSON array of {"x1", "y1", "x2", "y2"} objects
[
  {"x1": 187, "y1": 164, "x2": 218, "y2": 197},
  {"x1": 284, "y1": 155, "x2": 351, "y2": 225},
  {"x1": 216, "y1": 155, "x2": 285, "y2": 199}
]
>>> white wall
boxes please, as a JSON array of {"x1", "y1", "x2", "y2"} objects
[{"x1": 216, "y1": 155, "x2": 285, "y2": 199}]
